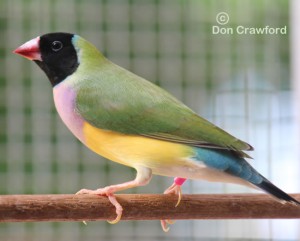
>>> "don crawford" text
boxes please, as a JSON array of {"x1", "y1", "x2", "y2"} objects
[{"x1": 212, "y1": 25, "x2": 287, "y2": 35}]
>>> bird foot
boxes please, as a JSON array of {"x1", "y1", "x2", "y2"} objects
[
  {"x1": 160, "y1": 182, "x2": 183, "y2": 232},
  {"x1": 76, "y1": 187, "x2": 123, "y2": 224}
]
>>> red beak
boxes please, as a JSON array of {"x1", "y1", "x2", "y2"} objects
[{"x1": 13, "y1": 36, "x2": 42, "y2": 61}]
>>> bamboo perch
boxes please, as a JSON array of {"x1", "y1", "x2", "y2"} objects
[{"x1": 0, "y1": 194, "x2": 300, "y2": 222}]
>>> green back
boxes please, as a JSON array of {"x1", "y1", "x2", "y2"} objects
[{"x1": 71, "y1": 36, "x2": 253, "y2": 153}]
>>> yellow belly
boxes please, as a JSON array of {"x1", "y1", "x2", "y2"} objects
[
  {"x1": 82, "y1": 122, "x2": 252, "y2": 187},
  {"x1": 83, "y1": 122, "x2": 194, "y2": 174}
]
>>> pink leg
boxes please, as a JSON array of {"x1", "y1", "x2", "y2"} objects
[
  {"x1": 161, "y1": 177, "x2": 187, "y2": 232},
  {"x1": 76, "y1": 166, "x2": 152, "y2": 224}
]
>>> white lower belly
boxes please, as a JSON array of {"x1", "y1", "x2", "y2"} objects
[{"x1": 151, "y1": 158, "x2": 251, "y2": 187}]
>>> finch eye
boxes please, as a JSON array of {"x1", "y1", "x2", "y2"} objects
[{"x1": 51, "y1": 41, "x2": 63, "y2": 52}]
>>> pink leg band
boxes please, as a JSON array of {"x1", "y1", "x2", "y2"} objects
[{"x1": 174, "y1": 177, "x2": 186, "y2": 186}]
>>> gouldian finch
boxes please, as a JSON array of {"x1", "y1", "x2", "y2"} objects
[{"x1": 14, "y1": 32, "x2": 299, "y2": 231}]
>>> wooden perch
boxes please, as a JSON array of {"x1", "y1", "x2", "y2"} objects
[{"x1": 0, "y1": 193, "x2": 300, "y2": 222}]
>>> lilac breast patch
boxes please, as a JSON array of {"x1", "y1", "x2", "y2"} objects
[{"x1": 53, "y1": 82, "x2": 85, "y2": 142}]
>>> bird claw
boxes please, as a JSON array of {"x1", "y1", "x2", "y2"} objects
[
  {"x1": 161, "y1": 220, "x2": 170, "y2": 232},
  {"x1": 160, "y1": 219, "x2": 176, "y2": 232},
  {"x1": 75, "y1": 188, "x2": 123, "y2": 224},
  {"x1": 107, "y1": 194, "x2": 123, "y2": 224},
  {"x1": 164, "y1": 183, "x2": 182, "y2": 207}
]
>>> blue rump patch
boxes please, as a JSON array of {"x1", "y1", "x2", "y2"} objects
[{"x1": 193, "y1": 148, "x2": 263, "y2": 184}]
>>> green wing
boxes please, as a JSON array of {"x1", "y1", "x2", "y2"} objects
[{"x1": 74, "y1": 61, "x2": 253, "y2": 153}]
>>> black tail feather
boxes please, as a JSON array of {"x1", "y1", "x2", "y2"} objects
[{"x1": 255, "y1": 179, "x2": 300, "y2": 206}]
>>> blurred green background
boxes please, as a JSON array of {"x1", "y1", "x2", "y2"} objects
[{"x1": 1, "y1": 0, "x2": 300, "y2": 240}]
